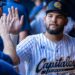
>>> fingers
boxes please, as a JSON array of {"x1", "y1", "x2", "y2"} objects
[
  {"x1": 20, "y1": 15, "x2": 24, "y2": 25},
  {"x1": 15, "y1": 8, "x2": 19, "y2": 19},
  {"x1": 3, "y1": 13, "x2": 7, "y2": 24},
  {"x1": 13, "y1": 15, "x2": 24, "y2": 33},
  {"x1": 0, "y1": 13, "x2": 7, "y2": 25},
  {"x1": 9, "y1": 18, "x2": 15, "y2": 28},
  {"x1": 0, "y1": 13, "x2": 9, "y2": 35},
  {"x1": 8, "y1": 8, "x2": 12, "y2": 20},
  {"x1": 8, "y1": 8, "x2": 11, "y2": 15},
  {"x1": 8, "y1": 6, "x2": 19, "y2": 19},
  {"x1": 11, "y1": 6, "x2": 15, "y2": 17},
  {"x1": 7, "y1": 13, "x2": 10, "y2": 25},
  {"x1": 6, "y1": 6, "x2": 23, "y2": 34}
]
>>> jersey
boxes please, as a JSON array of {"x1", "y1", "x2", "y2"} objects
[{"x1": 17, "y1": 33, "x2": 75, "y2": 75}]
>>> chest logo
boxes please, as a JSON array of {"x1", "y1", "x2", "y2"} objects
[{"x1": 36, "y1": 58, "x2": 75, "y2": 74}]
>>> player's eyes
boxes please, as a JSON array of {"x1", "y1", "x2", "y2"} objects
[
  {"x1": 57, "y1": 15, "x2": 64, "y2": 19},
  {"x1": 48, "y1": 15, "x2": 53, "y2": 17}
]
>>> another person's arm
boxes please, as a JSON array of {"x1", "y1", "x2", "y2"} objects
[
  {"x1": 0, "y1": 51, "x2": 13, "y2": 64},
  {"x1": 0, "y1": 7, "x2": 24, "y2": 65}
]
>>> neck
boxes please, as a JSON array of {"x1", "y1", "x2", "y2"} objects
[{"x1": 44, "y1": 31, "x2": 64, "y2": 42}]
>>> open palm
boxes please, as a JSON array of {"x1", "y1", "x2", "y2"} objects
[{"x1": 7, "y1": 6, "x2": 24, "y2": 34}]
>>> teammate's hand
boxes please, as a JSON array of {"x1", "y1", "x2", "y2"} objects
[
  {"x1": 0, "y1": 14, "x2": 9, "y2": 36},
  {"x1": 7, "y1": 6, "x2": 24, "y2": 34}
]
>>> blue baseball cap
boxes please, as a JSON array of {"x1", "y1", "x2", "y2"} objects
[{"x1": 46, "y1": 0, "x2": 67, "y2": 17}]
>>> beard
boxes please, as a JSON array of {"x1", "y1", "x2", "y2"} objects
[{"x1": 46, "y1": 25, "x2": 64, "y2": 35}]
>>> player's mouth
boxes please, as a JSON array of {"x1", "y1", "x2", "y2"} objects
[
  {"x1": 49, "y1": 24, "x2": 58, "y2": 29},
  {"x1": 49, "y1": 23, "x2": 57, "y2": 26}
]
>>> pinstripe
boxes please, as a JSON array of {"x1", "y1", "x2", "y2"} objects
[{"x1": 16, "y1": 33, "x2": 75, "y2": 75}]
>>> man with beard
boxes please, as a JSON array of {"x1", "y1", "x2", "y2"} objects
[{"x1": 0, "y1": 0, "x2": 75, "y2": 75}]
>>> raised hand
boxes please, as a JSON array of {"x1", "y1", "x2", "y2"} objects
[
  {"x1": 7, "y1": 6, "x2": 24, "y2": 34},
  {"x1": 0, "y1": 13, "x2": 20, "y2": 65}
]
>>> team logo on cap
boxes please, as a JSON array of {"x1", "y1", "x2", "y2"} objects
[{"x1": 54, "y1": 2, "x2": 62, "y2": 9}]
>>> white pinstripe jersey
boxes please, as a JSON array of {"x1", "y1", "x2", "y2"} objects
[{"x1": 17, "y1": 33, "x2": 75, "y2": 75}]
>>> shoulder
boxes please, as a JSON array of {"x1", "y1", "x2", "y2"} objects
[
  {"x1": 17, "y1": 33, "x2": 43, "y2": 46},
  {"x1": 64, "y1": 34, "x2": 75, "y2": 44},
  {"x1": 16, "y1": 33, "x2": 43, "y2": 55},
  {"x1": 22, "y1": 33, "x2": 43, "y2": 42},
  {"x1": 30, "y1": 33, "x2": 44, "y2": 41}
]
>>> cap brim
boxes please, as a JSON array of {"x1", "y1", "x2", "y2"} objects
[{"x1": 46, "y1": 10, "x2": 67, "y2": 17}]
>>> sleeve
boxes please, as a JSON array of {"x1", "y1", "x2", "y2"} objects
[
  {"x1": 29, "y1": 3, "x2": 43, "y2": 20},
  {"x1": 29, "y1": 6, "x2": 40, "y2": 20},
  {"x1": 0, "y1": 51, "x2": 13, "y2": 65},
  {"x1": 16, "y1": 36, "x2": 34, "y2": 63},
  {"x1": 0, "y1": 59, "x2": 19, "y2": 75}
]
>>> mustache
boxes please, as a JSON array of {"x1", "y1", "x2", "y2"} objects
[{"x1": 49, "y1": 23, "x2": 57, "y2": 26}]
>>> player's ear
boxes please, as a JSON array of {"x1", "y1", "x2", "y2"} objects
[{"x1": 64, "y1": 17, "x2": 68, "y2": 26}]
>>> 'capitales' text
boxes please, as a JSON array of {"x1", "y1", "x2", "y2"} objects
[{"x1": 36, "y1": 58, "x2": 75, "y2": 74}]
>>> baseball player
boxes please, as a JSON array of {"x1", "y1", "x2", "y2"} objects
[{"x1": 0, "y1": 0, "x2": 75, "y2": 75}]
